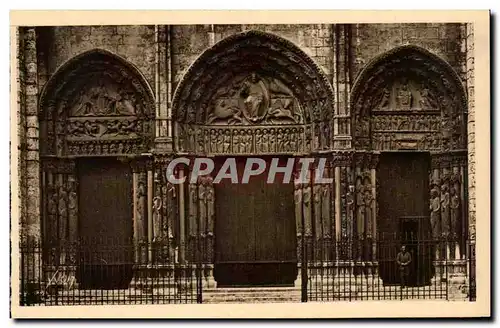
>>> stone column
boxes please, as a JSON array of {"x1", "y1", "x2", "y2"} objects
[
  {"x1": 293, "y1": 174, "x2": 303, "y2": 288},
  {"x1": 147, "y1": 164, "x2": 154, "y2": 263},
  {"x1": 370, "y1": 153, "x2": 379, "y2": 262},
  {"x1": 332, "y1": 152, "x2": 353, "y2": 261},
  {"x1": 19, "y1": 27, "x2": 42, "y2": 303},
  {"x1": 430, "y1": 154, "x2": 443, "y2": 264},
  {"x1": 205, "y1": 176, "x2": 216, "y2": 288},
  {"x1": 198, "y1": 175, "x2": 216, "y2": 288},
  {"x1": 41, "y1": 158, "x2": 78, "y2": 289},
  {"x1": 178, "y1": 166, "x2": 186, "y2": 264},
  {"x1": 131, "y1": 159, "x2": 147, "y2": 264},
  {"x1": 334, "y1": 166, "x2": 341, "y2": 246}
]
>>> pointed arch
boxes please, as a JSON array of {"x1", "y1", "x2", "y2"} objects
[
  {"x1": 171, "y1": 30, "x2": 335, "y2": 125},
  {"x1": 350, "y1": 45, "x2": 467, "y2": 151},
  {"x1": 39, "y1": 49, "x2": 155, "y2": 156}
]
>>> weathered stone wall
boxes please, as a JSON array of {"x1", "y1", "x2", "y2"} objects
[
  {"x1": 19, "y1": 27, "x2": 40, "y2": 243},
  {"x1": 466, "y1": 23, "x2": 475, "y2": 240},
  {"x1": 170, "y1": 24, "x2": 334, "y2": 90},
  {"x1": 352, "y1": 24, "x2": 466, "y2": 80},
  {"x1": 36, "y1": 25, "x2": 158, "y2": 89},
  {"x1": 16, "y1": 27, "x2": 26, "y2": 242}
]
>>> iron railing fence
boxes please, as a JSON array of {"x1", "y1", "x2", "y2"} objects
[
  {"x1": 19, "y1": 238, "x2": 203, "y2": 306},
  {"x1": 301, "y1": 233, "x2": 473, "y2": 301},
  {"x1": 20, "y1": 234, "x2": 475, "y2": 304}
]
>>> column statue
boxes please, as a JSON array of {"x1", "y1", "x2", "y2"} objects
[
  {"x1": 429, "y1": 185, "x2": 441, "y2": 239},
  {"x1": 440, "y1": 183, "x2": 450, "y2": 238}
]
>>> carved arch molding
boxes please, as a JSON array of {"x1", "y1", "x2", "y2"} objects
[
  {"x1": 172, "y1": 30, "x2": 335, "y2": 155},
  {"x1": 351, "y1": 45, "x2": 467, "y2": 152},
  {"x1": 39, "y1": 49, "x2": 155, "y2": 157}
]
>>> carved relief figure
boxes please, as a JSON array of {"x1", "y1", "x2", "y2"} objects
[
  {"x1": 363, "y1": 177, "x2": 373, "y2": 236},
  {"x1": 346, "y1": 185, "x2": 355, "y2": 239},
  {"x1": 164, "y1": 181, "x2": 176, "y2": 239},
  {"x1": 240, "y1": 72, "x2": 269, "y2": 121},
  {"x1": 210, "y1": 129, "x2": 217, "y2": 153},
  {"x1": 290, "y1": 128, "x2": 297, "y2": 152},
  {"x1": 232, "y1": 130, "x2": 241, "y2": 153},
  {"x1": 208, "y1": 72, "x2": 303, "y2": 125},
  {"x1": 294, "y1": 182, "x2": 303, "y2": 237},
  {"x1": 313, "y1": 184, "x2": 322, "y2": 240},
  {"x1": 216, "y1": 130, "x2": 224, "y2": 153},
  {"x1": 321, "y1": 184, "x2": 331, "y2": 238},
  {"x1": 58, "y1": 185, "x2": 68, "y2": 242},
  {"x1": 207, "y1": 99, "x2": 243, "y2": 124},
  {"x1": 205, "y1": 178, "x2": 215, "y2": 237},
  {"x1": 188, "y1": 184, "x2": 198, "y2": 237},
  {"x1": 276, "y1": 128, "x2": 283, "y2": 152},
  {"x1": 355, "y1": 177, "x2": 365, "y2": 236},
  {"x1": 261, "y1": 129, "x2": 268, "y2": 153},
  {"x1": 152, "y1": 196, "x2": 162, "y2": 241},
  {"x1": 450, "y1": 182, "x2": 461, "y2": 239},
  {"x1": 72, "y1": 82, "x2": 137, "y2": 117},
  {"x1": 223, "y1": 130, "x2": 231, "y2": 153},
  {"x1": 67, "y1": 181, "x2": 77, "y2": 222},
  {"x1": 245, "y1": 130, "x2": 253, "y2": 153},
  {"x1": 196, "y1": 128, "x2": 204, "y2": 153},
  {"x1": 376, "y1": 78, "x2": 439, "y2": 111},
  {"x1": 440, "y1": 183, "x2": 450, "y2": 237},
  {"x1": 136, "y1": 181, "x2": 146, "y2": 239},
  {"x1": 429, "y1": 185, "x2": 441, "y2": 239},
  {"x1": 302, "y1": 183, "x2": 312, "y2": 237},
  {"x1": 198, "y1": 180, "x2": 207, "y2": 237}
]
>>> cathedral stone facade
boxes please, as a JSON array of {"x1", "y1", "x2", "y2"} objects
[{"x1": 16, "y1": 24, "x2": 475, "y2": 297}]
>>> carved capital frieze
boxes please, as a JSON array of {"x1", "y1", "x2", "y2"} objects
[
  {"x1": 332, "y1": 151, "x2": 354, "y2": 167},
  {"x1": 42, "y1": 158, "x2": 76, "y2": 174},
  {"x1": 130, "y1": 157, "x2": 152, "y2": 173}
]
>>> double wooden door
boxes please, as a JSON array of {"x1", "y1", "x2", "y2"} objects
[{"x1": 214, "y1": 157, "x2": 297, "y2": 286}]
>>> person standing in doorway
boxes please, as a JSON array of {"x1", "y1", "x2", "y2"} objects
[{"x1": 396, "y1": 245, "x2": 412, "y2": 288}]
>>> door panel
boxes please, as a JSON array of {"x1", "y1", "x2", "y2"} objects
[
  {"x1": 377, "y1": 152, "x2": 431, "y2": 285},
  {"x1": 214, "y1": 157, "x2": 297, "y2": 286},
  {"x1": 77, "y1": 158, "x2": 133, "y2": 289}
]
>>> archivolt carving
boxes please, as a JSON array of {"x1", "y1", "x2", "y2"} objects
[
  {"x1": 39, "y1": 49, "x2": 155, "y2": 156},
  {"x1": 351, "y1": 45, "x2": 467, "y2": 151},
  {"x1": 172, "y1": 30, "x2": 334, "y2": 153}
]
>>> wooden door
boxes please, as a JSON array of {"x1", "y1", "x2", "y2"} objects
[
  {"x1": 214, "y1": 157, "x2": 297, "y2": 286},
  {"x1": 377, "y1": 152, "x2": 431, "y2": 285},
  {"x1": 76, "y1": 158, "x2": 133, "y2": 289}
]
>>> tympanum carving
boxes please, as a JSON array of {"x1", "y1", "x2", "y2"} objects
[
  {"x1": 208, "y1": 73, "x2": 303, "y2": 125},
  {"x1": 351, "y1": 46, "x2": 467, "y2": 151},
  {"x1": 39, "y1": 50, "x2": 155, "y2": 157},
  {"x1": 171, "y1": 31, "x2": 335, "y2": 154}
]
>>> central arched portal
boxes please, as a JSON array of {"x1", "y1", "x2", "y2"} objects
[
  {"x1": 171, "y1": 31, "x2": 335, "y2": 287},
  {"x1": 214, "y1": 157, "x2": 296, "y2": 286}
]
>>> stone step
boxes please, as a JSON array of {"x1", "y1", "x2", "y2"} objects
[{"x1": 202, "y1": 287, "x2": 301, "y2": 303}]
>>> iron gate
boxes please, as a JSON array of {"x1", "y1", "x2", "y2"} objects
[
  {"x1": 301, "y1": 233, "x2": 472, "y2": 301},
  {"x1": 19, "y1": 238, "x2": 204, "y2": 306}
]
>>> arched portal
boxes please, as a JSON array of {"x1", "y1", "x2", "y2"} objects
[
  {"x1": 351, "y1": 45, "x2": 467, "y2": 152},
  {"x1": 171, "y1": 30, "x2": 335, "y2": 286},
  {"x1": 39, "y1": 49, "x2": 155, "y2": 289},
  {"x1": 350, "y1": 45, "x2": 468, "y2": 286},
  {"x1": 172, "y1": 30, "x2": 335, "y2": 155}
]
